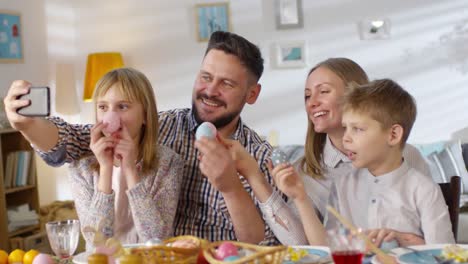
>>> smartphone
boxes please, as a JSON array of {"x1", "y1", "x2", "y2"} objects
[{"x1": 17, "y1": 86, "x2": 50, "y2": 116}]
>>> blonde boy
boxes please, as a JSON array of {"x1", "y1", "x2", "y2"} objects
[{"x1": 326, "y1": 79, "x2": 454, "y2": 246}]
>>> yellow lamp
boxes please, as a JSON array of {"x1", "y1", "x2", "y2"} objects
[{"x1": 83, "y1": 52, "x2": 124, "y2": 101}]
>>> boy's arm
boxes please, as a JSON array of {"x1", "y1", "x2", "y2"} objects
[{"x1": 418, "y1": 182, "x2": 456, "y2": 244}]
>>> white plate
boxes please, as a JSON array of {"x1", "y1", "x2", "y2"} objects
[
  {"x1": 283, "y1": 246, "x2": 330, "y2": 264},
  {"x1": 370, "y1": 244, "x2": 468, "y2": 264},
  {"x1": 72, "y1": 244, "x2": 143, "y2": 264}
]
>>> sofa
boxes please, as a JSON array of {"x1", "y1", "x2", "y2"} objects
[{"x1": 275, "y1": 141, "x2": 468, "y2": 243}]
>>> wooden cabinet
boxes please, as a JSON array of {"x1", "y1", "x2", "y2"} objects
[{"x1": 0, "y1": 129, "x2": 39, "y2": 251}]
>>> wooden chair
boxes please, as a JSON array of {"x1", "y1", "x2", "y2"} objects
[{"x1": 439, "y1": 175, "x2": 461, "y2": 241}]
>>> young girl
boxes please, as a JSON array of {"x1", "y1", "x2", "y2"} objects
[
  {"x1": 71, "y1": 68, "x2": 183, "y2": 248},
  {"x1": 6, "y1": 68, "x2": 183, "y2": 249}
]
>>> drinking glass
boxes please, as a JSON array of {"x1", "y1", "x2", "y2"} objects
[
  {"x1": 327, "y1": 227, "x2": 365, "y2": 264},
  {"x1": 46, "y1": 219, "x2": 80, "y2": 259}
]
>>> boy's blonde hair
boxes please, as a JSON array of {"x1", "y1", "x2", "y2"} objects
[
  {"x1": 302, "y1": 58, "x2": 369, "y2": 179},
  {"x1": 343, "y1": 79, "x2": 417, "y2": 147},
  {"x1": 91, "y1": 67, "x2": 159, "y2": 174}
]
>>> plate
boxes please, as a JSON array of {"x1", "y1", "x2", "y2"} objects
[
  {"x1": 283, "y1": 246, "x2": 330, "y2": 264},
  {"x1": 370, "y1": 244, "x2": 468, "y2": 264},
  {"x1": 72, "y1": 244, "x2": 143, "y2": 264}
]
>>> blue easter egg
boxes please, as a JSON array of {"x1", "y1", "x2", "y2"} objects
[
  {"x1": 380, "y1": 239, "x2": 399, "y2": 251},
  {"x1": 271, "y1": 148, "x2": 288, "y2": 167},
  {"x1": 223, "y1": 255, "x2": 241, "y2": 262},
  {"x1": 196, "y1": 122, "x2": 216, "y2": 140}
]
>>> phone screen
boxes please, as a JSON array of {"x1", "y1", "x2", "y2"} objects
[{"x1": 17, "y1": 87, "x2": 50, "y2": 116}]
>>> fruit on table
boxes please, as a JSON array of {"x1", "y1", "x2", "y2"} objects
[
  {"x1": 0, "y1": 250, "x2": 8, "y2": 264},
  {"x1": 23, "y1": 249, "x2": 40, "y2": 264},
  {"x1": 9, "y1": 249, "x2": 25, "y2": 264}
]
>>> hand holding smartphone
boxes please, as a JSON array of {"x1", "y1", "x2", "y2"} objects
[{"x1": 17, "y1": 86, "x2": 50, "y2": 117}]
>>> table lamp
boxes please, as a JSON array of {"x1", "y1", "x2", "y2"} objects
[{"x1": 83, "y1": 52, "x2": 124, "y2": 102}]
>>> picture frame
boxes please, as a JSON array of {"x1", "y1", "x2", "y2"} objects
[
  {"x1": 275, "y1": 41, "x2": 307, "y2": 68},
  {"x1": 358, "y1": 18, "x2": 391, "y2": 40},
  {"x1": 275, "y1": 0, "x2": 303, "y2": 30},
  {"x1": 195, "y1": 2, "x2": 230, "y2": 42},
  {"x1": 0, "y1": 10, "x2": 23, "y2": 63}
]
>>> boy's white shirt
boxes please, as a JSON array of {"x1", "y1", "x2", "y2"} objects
[
  {"x1": 325, "y1": 159, "x2": 455, "y2": 244},
  {"x1": 259, "y1": 136, "x2": 435, "y2": 245}
]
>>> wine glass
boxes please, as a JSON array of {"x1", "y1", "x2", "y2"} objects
[
  {"x1": 45, "y1": 219, "x2": 80, "y2": 259},
  {"x1": 327, "y1": 227, "x2": 365, "y2": 264}
]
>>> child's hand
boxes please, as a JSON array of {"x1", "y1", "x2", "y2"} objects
[
  {"x1": 90, "y1": 121, "x2": 115, "y2": 169},
  {"x1": 114, "y1": 124, "x2": 139, "y2": 177},
  {"x1": 217, "y1": 135, "x2": 261, "y2": 180},
  {"x1": 268, "y1": 163, "x2": 306, "y2": 201},
  {"x1": 366, "y1": 228, "x2": 424, "y2": 248}
]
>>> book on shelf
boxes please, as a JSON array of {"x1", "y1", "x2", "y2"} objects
[{"x1": 3, "y1": 151, "x2": 34, "y2": 189}]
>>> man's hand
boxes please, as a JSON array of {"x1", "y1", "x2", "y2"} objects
[
  {"x1": 4, "y1": 80, "x2": 35, "y2": 131},
  {"x1": 194, "y1": 137, "x2": 243, "y2": 193}
]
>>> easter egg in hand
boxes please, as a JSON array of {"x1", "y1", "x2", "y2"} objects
[
  {"x1": 271, "y1": 148, "x2": 288, "y2": 167},
  {"x1": 216, "y1": 242, "x2": 238, "y2": 260},
  {"x1": 196, "y1": 122, "x2": 217, "y2": 140},
  {"x1": 32, "y1": 253, "x2": 54, "y2": 264},
  {"x1": 102, "y1": 111, "x2": 121, "y2": 136}
]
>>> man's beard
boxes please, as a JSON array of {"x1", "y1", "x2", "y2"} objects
[{"x1": 192, "y1": 100, "x2": 243, "y2": 129}]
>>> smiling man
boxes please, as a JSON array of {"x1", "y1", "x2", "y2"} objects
[{"x1": 4, "y1": 31, "x2": 279, "y2": 245}]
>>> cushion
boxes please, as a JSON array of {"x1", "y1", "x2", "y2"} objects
[
  {"x1": 462, "y1": 143, "x2": 468, "y2": 170},
  {"x1": 420, "y1": 140, "x2": 468, "y2": 207}
]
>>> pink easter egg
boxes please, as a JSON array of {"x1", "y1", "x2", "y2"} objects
[
  {"x1": 32, "y1": 253, "x2": 54, "y2": 264},
  {"x1": 215, "y1": 242, "x2": 238, "y2": 260},
  {"x1": 102, "y1": 111, "x2": 121, "y2": 136}
]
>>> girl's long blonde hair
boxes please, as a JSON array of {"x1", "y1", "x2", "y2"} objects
[
  {"x1": 90, "y1": 67, "x2": 159, "y2": 174},
  {"x1": 301, "y1": 58, "x2": 369, "y2": 179}
]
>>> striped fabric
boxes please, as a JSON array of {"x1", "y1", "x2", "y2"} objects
[{"x1": 38, "y1": 109, "x2": 279, "y2": 244}]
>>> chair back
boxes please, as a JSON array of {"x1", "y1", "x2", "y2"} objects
[{"x1": 439, "y1": 175, "x2": 461, "y2": 241}]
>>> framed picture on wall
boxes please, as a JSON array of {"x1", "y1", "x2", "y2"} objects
[
  {"x1": 195, "y1": 2, "x2": 230, "y2": 42},
  {"x1": 275, "y1": 0, "x2": 303, "y2": 30},
  {"x1": 0, "y1": 10, "x2": 23, "y2": 63},
  {"x1": 275, "y1": 41, "x2": 307, "y2": 68}
]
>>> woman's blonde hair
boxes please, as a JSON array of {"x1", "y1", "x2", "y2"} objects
[
  {"x1": 301, "y1": 58, "x2": 369, "y2": 179},
  {"x1": 90, "y1": 67, "x2": 159, "y2": 174}
]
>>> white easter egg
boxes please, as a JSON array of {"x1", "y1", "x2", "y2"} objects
[{"x1": 195, "y1": 122, "x2": 217, "y2": 140}]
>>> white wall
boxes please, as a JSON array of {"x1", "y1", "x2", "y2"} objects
[{"x1": 3, "y1": 0, "x2": 468, "y2": 203}]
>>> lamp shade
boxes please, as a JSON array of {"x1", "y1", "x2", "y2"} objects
[{"x1": 83, "y1": 52, "x2": 124, "y2": 101}]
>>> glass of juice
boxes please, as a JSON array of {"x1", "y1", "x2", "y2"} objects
[{"x1": 327, "y1": 227, "x2": 365, "y2": 264}]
